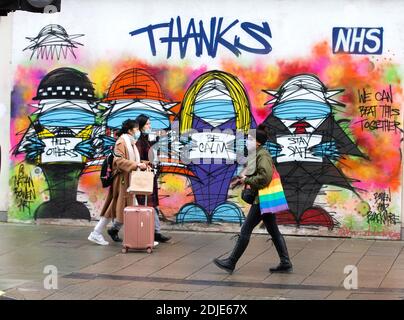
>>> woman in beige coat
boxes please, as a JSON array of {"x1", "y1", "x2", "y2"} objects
[{"x1": 88, "y1": 119, "x2": 147, "y2": 245}]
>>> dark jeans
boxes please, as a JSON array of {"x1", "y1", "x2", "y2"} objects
[
  {"x1": 220, "y1": 204, "x2": 291, "y2": 268},
  {"x1": 241, "y1": 204, "x2": 282, "y2": 241}
]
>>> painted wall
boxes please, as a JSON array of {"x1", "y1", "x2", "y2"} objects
[
  {"x1": 7, "y1": 0, "x2": 404, "y2": 239},
  {"x1": 0, "y1": 15, "x2": 13, "y2": 221}
]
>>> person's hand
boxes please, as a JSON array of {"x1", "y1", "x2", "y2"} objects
[
  {"x1": 230, "y1": 179, "x2": 239, "y2": 190},
  {"x1": 138, "y1": 162, "x2": 147, "y2": 170},
  {"x1": 239, "y1": 175, "x2": 247, "y2": 184},
  {"x1": 230, "y1": 176, "x2": 243, "y2": 189}
]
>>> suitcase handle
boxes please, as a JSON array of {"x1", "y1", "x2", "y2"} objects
[{"x1": 129, "y1": 192, "x2": 148, "y2": 206}]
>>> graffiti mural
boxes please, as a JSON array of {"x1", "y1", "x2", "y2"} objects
[
  {"x1": 12, "y1": 164, "x2": 36, "y2": 216},
  {"x1": 95, "y1": 67, "x2": 191, "y2": 195},
  {"x1": 262, "y1": 74, "x2": 366, "y2": 230},
  {"x1": 13, "y1": 67, "x2": 98, "y2": 220},
  {"x1": 176, "y1": 70, "x2": 255, "y2": 224},
  {"x1": 24, "y1": 24, "x2": 84, "y2": 60},
  {"x1": 8, "y1": 1, "x2": 404, "y2": 239},
  {"x1": 102, "y1": 68, "x2": 177, "y2": 133}
]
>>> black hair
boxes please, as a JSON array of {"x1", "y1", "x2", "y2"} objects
[
  {"x1": 117, "y1": 119, "x2": 139, "y2": 137},
  {"x1": 136, "y1": 114, "x2": 150, "y2": 131},
  {"x1": 255, "y1": 127, "x2": 268, "y2": 145}
]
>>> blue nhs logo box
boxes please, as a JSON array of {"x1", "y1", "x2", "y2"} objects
[{"x1": 332, "y1": 27, "x2": 383, "y2": 54}]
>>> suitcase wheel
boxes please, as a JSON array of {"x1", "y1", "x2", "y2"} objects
[
  {"x1": 147, "y1": 247, "x2": 152, "y2": 254},
  {"x1": 121, "y1": 247, "x2": 129, "y2": 254}
]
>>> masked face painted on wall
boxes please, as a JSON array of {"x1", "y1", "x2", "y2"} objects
[
  {"x1": 13, "y1": 67, "x2": 98, "y2": 220},
  {"x1": 176, "y1": 70, "x2": 256, "y2": 224},
  {"x1": 262, "y1": 74, "x2": 366, "y2": 230},
  {"x1": 100, "y1": 68, "x2": 177, "y2": 145},
  {"x1": 96, "y1": 68, "x2": 195, "y2": 180}
]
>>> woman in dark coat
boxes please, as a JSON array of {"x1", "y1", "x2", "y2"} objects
[{"x1": 135, "y1": 114, "x2": 171, "y2": 243}]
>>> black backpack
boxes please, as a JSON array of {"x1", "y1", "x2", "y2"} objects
[{"x1": 100, "y1": 153, "x2": 115, "y2": 188}]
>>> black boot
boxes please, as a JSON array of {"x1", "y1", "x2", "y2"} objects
[
  {"x1": 107, "y1": 228, "x2": 122, "y2": 243},
  {"x1": 269, "y1": 234, "x2": 293, "y2": 273},
  {"x1": 213, "y1": 235, "x2": 249, "y2": 274}
]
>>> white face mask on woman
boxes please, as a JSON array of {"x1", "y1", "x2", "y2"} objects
[{"x1": 133, "y1": 131, "x2": 141, "y2": 140}]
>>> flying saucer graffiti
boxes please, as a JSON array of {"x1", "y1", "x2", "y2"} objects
[{"x1": 23, "y1": 24, "x2": 84, "y2": 60}]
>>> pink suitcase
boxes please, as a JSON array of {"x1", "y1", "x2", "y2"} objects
[{"x1": 122, "y1": 198, "x2": 155, "y2": 254}]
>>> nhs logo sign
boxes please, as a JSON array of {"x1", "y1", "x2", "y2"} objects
[{"x1": 332, "y1": 27, "x2": 383, "y2": 54}]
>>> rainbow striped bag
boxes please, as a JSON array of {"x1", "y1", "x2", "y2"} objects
[{"x1": 258, "y1": 167, "x2": 289, "y2": 214}]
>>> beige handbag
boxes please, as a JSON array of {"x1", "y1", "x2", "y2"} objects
[{"x1": 127, "y1": 168, "x2": 154, "y2": 195}]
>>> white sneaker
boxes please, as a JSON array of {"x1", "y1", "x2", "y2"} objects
[
  {"x1": 88, "y1": 232, "x2": 109, "y2": 246},
  {"x1": 153, "y1": 241, "x2": 159, "y2": 247}
]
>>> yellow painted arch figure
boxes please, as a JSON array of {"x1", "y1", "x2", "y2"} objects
[{"x1": 180, "y1": 70, "x2": 251, "y2": 134}]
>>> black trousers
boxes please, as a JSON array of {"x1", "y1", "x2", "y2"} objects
[
  {"x1": 222, "y1": 203, "x2": 290, "y2": 265},
  {"x1": 240, "y1": 204, "x2": 282, "y2": 241}
]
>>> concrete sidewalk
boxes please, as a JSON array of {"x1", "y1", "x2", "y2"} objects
[{"x1": 0, "y1": 223, "x2": 403, "y2": 300}]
